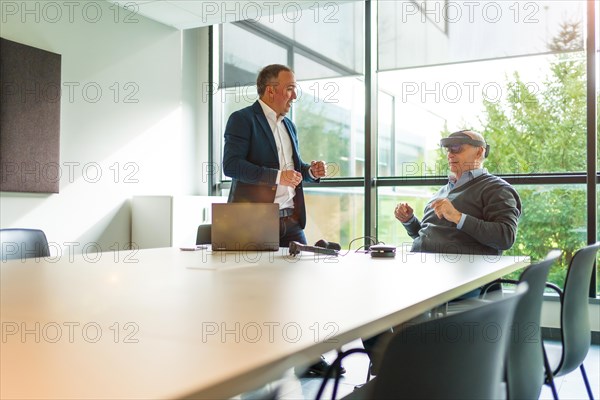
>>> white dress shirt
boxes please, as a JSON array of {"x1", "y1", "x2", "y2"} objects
[{"x1": 258, "y1": 99, "x2": 295, "y2": 210}]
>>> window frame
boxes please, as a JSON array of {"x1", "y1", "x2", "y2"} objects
[{"x1": 209, "y1": 0, "x2": 598, "y2": 297}]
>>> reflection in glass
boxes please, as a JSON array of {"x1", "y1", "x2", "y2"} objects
[
  {"x1": 222, "y1": 24, "x2": 287, "y2": 87},
  {"x1": 257, "y1": 1, "x2": 364, "y2": 77},
  {"x1": 378, "y1": 1, "x2": 585, "y2": 71},
  {"x1": 295, "y1": 77, "x2": 365, "y2": 178},
  {"x1": 294, "y1": 53, "x2": 341, "y2": 81},
  {"x1": 378, "y1": 48, "x2": 588, "y2": 176},
  {"x1": 304, "y1": 188, "x2": 364, "y2": 248}
]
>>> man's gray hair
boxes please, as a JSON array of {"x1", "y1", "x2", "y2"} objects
[{"x1": 257, "y1": 64, "x2": 293, "y2": 97}]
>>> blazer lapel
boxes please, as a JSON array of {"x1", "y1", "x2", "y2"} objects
[
  {"x1": 282, "y1": 118, "x2": 301, "y2": 167},
  {"x1": 252, "y1": 101, "x2": 278, "y2": 158}
]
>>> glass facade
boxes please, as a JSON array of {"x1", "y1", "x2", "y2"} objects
[
  {"x1": 377, "y1": 52, "x2": 590, "y2": 177},
  {"x1": 378, "y1": 1, "x2": 584, "y2": 70},
  {"x1": 295, "y1": 77, "x2": 365, "y2": 178},
  {"x1": 222, "y1": 24, "x2": 287, "y2": 87},
  {"x1": 212, "y1": 0, "x2": 598, "y2": 294},
  {"x1": 377, "y1": 185, "x2": 440, "y2": 246},
  {"x1": 378, "y1": 184, "x2": 588, "y2": 288},
  {"x1": 304, "y1": 188, "x2": 364, "y2": 248}
]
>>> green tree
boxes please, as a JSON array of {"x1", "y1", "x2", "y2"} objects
[
  {"x1": 294, "y1": 95, "x2": 361, "y2": 245},
  {"x1": 295, "y1": 95, "x2": 351, "y2": 177},
  {"x1": 447, "y1": 21, "x2": 595, "y2": 287}
]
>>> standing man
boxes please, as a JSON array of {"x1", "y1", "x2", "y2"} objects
[
  {"x1": 395, "y1": 130, "x2": 521, "y2": 256},
  {"x1": 222, "y1": 64, "x2": 337, "y2": 377},
  {"x1": 223, "y1": 64, "x2": 327, "y2": 248}
]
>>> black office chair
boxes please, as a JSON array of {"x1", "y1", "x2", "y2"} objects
[
  {"x1": 543, "y1": 242, "x2": 599, "y2": 400},
  {"x1": 479, "y1": 249, "x2": 562, "y2": 400},
  {"x1": 0, "y1": 228, "x2": 50, "y2": 261},
  {"x1": 196, "y1": 224, "x2": 211, "y2": 245},
  {"x1": 316, "y1": 284, "x2": 528, "y2": 400}
]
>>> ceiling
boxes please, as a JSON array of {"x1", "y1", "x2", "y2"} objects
[{"x1": 106, "y1": 0, "x2": 355, "y2": 30}]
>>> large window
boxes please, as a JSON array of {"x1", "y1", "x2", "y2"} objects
[
  {"x1": 222, "y1": 24, "x2": 287, "y2": 86},
  {"x1": 214, "y1": 1, "x2": 365, "y2": 244},
  {"x1": 295, "y1": 77, "x2": 365, "y2": 178},
  {"x1": 377, "y1": 52, "x2": 590, "y2": 177},
  {"x1": 378, "y1": 185, "x2": 440, "y2": 246},
  {"x1": 304, "y1": 188, "x2": 364, "y2": 246},
  {"x1": 212, "y1": 0, "x2": 598, "y2": 294},
  {"x1": 375, "y1": 0, "x2": 596, "y2": 292}
]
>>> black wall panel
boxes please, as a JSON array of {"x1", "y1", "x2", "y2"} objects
[{"x1": 0, "y1": 38, "x2": 61, "y2": 193}]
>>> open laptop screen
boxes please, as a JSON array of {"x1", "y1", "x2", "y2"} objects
[{"x1": 211, "y1": 203, "x2": 279, "y2": 251}]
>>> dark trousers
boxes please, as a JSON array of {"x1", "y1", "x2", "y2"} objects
[{"x1": 279, "y1": 216, "x2": 307, "y2": 247}]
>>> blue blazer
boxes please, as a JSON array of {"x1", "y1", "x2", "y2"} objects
[{"x1": 223, "y1": 101, "x2": 317, "y2": 229}]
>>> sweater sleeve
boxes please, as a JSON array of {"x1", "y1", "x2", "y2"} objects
[
  {"x1": 459, "y1": 184, "x2": 521, "y2": 251},
  {"x1": 403, "y1": 216, "x2": 422, "y2": 240}
]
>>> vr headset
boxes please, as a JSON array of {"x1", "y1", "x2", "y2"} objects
[{"x1": 440, "y1": 131, "x2": 490, "y2": 158}]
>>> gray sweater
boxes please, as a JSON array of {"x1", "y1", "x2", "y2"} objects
[{"x1": 405, "y1": 174, "x2": 522, "y2": 255}]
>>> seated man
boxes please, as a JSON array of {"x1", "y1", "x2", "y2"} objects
[
  {"x1": 363, "y1": 130, "x2": 522, "y2": 374},
  {"x1": 395, "y1": 130, "x2": 521, "y2": 256}
]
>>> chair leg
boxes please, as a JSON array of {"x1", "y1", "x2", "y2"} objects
[
  {"x1": 546, "y1": 377, "x2": 560, "y2": 400},
  {"x1": 543, "y1": 344, "x2": 559, "y2": 400},
  {"x1": 580, "y1": 364, "x2": 595, "y2": 400},
  {"x1": 315, "y1": 348, "x2": 369, "y2": 400}
]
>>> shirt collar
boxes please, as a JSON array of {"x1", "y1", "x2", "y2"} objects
[
  {"x1": 449, "y1": 168, "x2": 487, "y2": 188},
  {"x1": 258, "y1": 99, "x2": 284, "y2": 124}
]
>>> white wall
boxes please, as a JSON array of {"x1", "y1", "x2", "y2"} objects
[
  {"x1": 542, "y1": 299, "x2": 600, "y2": 333},
  {"x1": 0, "y1": 1, "x2": 208, "y2": 254}
]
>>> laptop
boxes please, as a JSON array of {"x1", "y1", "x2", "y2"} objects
[{"x1": 211, "y1": 203, "x2": 280, "y2": 251}]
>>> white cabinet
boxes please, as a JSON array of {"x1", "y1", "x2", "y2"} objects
[{"x1": 131, "y1": 196, "x2": 226, "y2": 249}]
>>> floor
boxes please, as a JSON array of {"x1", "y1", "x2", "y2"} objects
[
  {"x1": 237, "y1": 340, "x2": 600, "y2": 400},
  {"x1": 538, "y1": 342, "x2": 600, "y2": 400}
]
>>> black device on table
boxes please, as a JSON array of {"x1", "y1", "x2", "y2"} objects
[
  {"x1": 289, "y1": 240, "x2": 340, "y2": 256},
  {"x1": 368, "y1": 244, "x2": 396, "y2": 258}
]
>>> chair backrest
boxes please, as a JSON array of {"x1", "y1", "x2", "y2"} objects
[
  {"x1": 557, "y1": 242, "x2": 600, "y2": 376},
  {"x1": 369, "y1": 284, "x2": 528, "y2": 400},
  {"x1": 0, "y1": 228, "x2": 50, "y2": 261},
  {"x1": 196, "y1": 224, "x2": 211, "y2": 245},
  {"x1": 505, "y1": 250, "x2": 561, "y2": 400}
]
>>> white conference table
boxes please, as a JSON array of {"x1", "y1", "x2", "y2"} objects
[{"x1": 1, "y1": 246, "x2": 528, "y2": 399}]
